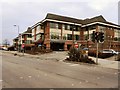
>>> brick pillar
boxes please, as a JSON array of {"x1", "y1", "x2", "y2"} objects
[
  {"x1": 44, "y1": 22, "x2": 50, "y2": 50},
  {"x1": 80, "y1": 30, "x2": 84, "y2": 40},
  {"x1": 96, "y1": 25, "x2": 99, "y2": 32},
  {"x1": 64, "y1": 43, "x2": 67, "y2": 51}
]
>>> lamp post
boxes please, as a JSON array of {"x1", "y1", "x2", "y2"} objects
[{"x1": 14, "y1": 25, "x2": 20, "y2": 52}]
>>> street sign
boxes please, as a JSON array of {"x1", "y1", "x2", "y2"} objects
[{"x1": 75, "y1": 44, "x2": 78, "y2": 48}]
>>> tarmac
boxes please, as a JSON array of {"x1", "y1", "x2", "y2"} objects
[{"x1": 1, "y1": 50, "x2": 119, "y2": 70}]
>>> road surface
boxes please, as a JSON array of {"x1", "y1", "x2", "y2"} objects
[{"x1": 1, "y1": 51, "x2": 119, "y2": 88}]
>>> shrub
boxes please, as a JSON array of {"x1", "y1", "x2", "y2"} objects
[
  {"x1": 26, "y1": 47, "x2": 52, "y2": 55},
  {"x1": 67, "y1": 47, "x2": 95, "y2": 64},
  {"x1": 68, "y1": 47, "x2": 80, "y2": 62}
]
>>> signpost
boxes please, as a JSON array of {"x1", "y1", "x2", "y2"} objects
[
  {"x1": 92, "y1": 31, "x2": 104, "y2": 64},
  {"x1": 74, "y1": 44, "x2": 78, "y2": 48}
]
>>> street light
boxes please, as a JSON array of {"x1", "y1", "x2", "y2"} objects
[{"x1": 14, "y1": 25, "x2": 20, "y2": 52}]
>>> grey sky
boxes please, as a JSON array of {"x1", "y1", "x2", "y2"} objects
[{"x1": 1, "y1": 0, "x2": 119, "y2": 45}]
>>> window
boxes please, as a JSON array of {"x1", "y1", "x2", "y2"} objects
[
  {"x1": 75, "y1": 35, "x2": 79, "y2": 40},
  {"x1": 70, "y1": 25, "x2": 73, "y2": 31},
  {"x1": 88, "y1": 25, "x2": 96, "y2": 30},
  {"x1": 77, "y1": 27, "x2": 81, "y2": 31},
  {"x1": 70, "y1": 25, "x2": 79, "y2": 31},
  {"x1": 27, "y1": 34, "x2": 32, "y2": 38},
  {"x1": 70, "y1": 25, "x2": 76, "y2": 31},
  {"x1": 51, "y1": 33, "x2": 59, "y2": 39},
  {"x1": 22, "y1": 35, "x2": 24, "y2": 38},
  {"x1": 26, "y1": 40, "x2": 32, "y2": 44},
  {"x1": 63, "y1": 35, "x2": 66, "y2": 40},
  {"x1": 67, "y1": 34, "x2": 72, "y2": 40},
  {"x1": 58, "y1": 23, "x2": 62, "y2": 29},
  {"x1": 65, "y1": 24, "x2": 70, "y2": 30},
  {"x1": 41, "y1": 25, "x2": 44, "y2": 29},
  {"x1": 50, "y1": 22, "x2": 58, "y2": 29},
  {"x1": 84, "y1": 34, "x2": 88, "y2": 40}
]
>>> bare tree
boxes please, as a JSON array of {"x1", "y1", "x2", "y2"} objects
[{"x1": 2, "y1": 39, "x2": 10, "y2": 47}]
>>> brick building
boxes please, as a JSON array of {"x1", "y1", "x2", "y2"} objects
[
  {"x1": 31, "y1": 13, "x2": 120, "y2": 51},
  {"x1": 13, "y1": 27, "x2": 34, "y2": 51}
]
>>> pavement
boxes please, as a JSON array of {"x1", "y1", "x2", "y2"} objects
[
  {"x1": 89, "y1": 56, "x2": 119, "y2": 70},
  {"x1": 2, "y1": 50, "x2": 119, "y2": 70}
]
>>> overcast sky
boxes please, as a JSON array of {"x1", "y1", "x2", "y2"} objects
[{"x1": 1, "y1": 0, "x2": 120, "y2": 45}]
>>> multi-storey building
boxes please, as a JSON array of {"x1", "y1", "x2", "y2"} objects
[
  {"x1": 31, "y1": 13, "x2": 120, "y2": 51},
  {"x1": 13, "y1": 27, "x2": 33, "y2": 51},
  {"x1": 13, "y1": 36, "x2": 18, "y2": 50}
]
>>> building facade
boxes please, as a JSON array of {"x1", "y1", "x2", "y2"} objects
[
  {"x1": 13, "y1": 27, "x2": 33, "y2": 51},
  {"x1": 31, "y1": 13, "x2": 120, "y2": 51}
]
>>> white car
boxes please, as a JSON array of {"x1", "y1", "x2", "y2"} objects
[{"x1": 100, "y1": 49, "x2": 119, "y2": 55}]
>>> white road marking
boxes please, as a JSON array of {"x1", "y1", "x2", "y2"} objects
[
  {"x1": 20, "y1": 77, "x2": 23, "y2": 79},
  {"x1": 0, "y1": 80, "x2": 3, "y2": 82},
  {"x1": 28, "y1": 76, "x2": 32, "y2": 78},
  {"x1": 72, "y1": 84, "x2": 74, "y2": 86},
  {"x1": 70, "y1": 64, "x2": 79, "y2": 66},
  {"x1": 65, "y1": 63, "x2": 72, "y2": 65}
]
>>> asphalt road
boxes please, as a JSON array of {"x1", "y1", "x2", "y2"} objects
[{"x1": 2, "y1": 51, "x2": 119, "y2": 88}]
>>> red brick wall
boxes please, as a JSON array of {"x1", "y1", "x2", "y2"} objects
[
  {"x1": 64, "y1": 41, "x2": 73, "y2": 50},
  {"x1": 44, "y1": 22, "x2": 50, "y2": 49}
]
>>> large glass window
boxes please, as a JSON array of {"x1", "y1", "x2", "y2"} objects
[
  {"x1": 70, "y1": 25, "x2": 80, "y2": 31},
  {"x1": 63, "y1": 35, "x2": 67, "y2": 40},
  {"x1": 50, "y1": 22, "x2": 58, "y2": 29},
  {"x1": 51, "y1": 33, "x2": 59, "y2": 39},
  {"x1": 58, "y1": 23, "x2": 62, "y2": 29},
  {"x1": 26, "y1": 40, "x2": 32, "y2": 44},
  {"x1": 41, "y1": 25, "x2": 44, "y2": 29},
  {"x1": 67, "y1": 34, "x2": 72, "y2": 40},
  {"x1": 88, "y1": 25, "x2": 96, "y2": 30},
  {"x1": 65, "y1": 24, "x2": 70, "y2": 30},
  {"x1": 27, "y1": 34, "x2": 32, "y2": 38},
  {"x1": 75, "y1": 35, "x2": 79, "y2": 40}
]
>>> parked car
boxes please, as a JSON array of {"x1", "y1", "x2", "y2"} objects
[
  {"x1": 100, "y1": 49, "x2": 119, "y2": 55},
  {"x1": 2, "y1": 47, "x2": 8, "y2": 51},
  {"x1": 82, "y1": 48, "x2": 89, "y2": 50}
]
